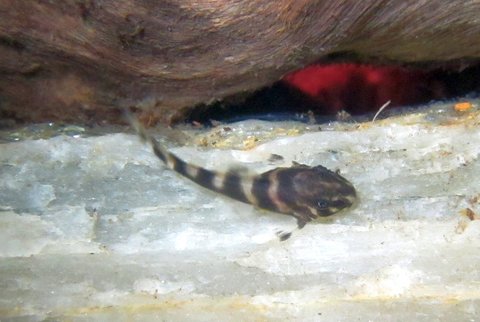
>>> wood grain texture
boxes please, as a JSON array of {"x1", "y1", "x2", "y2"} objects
[{"x1": 1, "y1": 0, "x2": 479, "y2": 124}]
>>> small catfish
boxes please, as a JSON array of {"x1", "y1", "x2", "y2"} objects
[{"x1": 129, "y1": 116, "x2": 356, "y2": 240}]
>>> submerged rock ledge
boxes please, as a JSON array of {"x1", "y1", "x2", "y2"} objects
[{"x1": 1, "y1": 99, "x2": 479, "y2": 319}]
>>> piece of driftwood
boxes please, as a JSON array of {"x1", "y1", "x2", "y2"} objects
[{"x1": 1, "y1": 1, "x2": 480, "y2": 124}]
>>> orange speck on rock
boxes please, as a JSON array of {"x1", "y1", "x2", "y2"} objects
[{"x1": 454, "y1": 102, "x2": 473, "y2": 112}]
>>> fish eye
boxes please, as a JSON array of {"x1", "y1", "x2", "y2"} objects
[{"x1": 317, "y1": 200, "x2": 329, "y2": 209}]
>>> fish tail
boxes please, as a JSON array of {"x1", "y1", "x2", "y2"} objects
[{"x1": 124, "y1": 109, "x2": 168, "y2": 164}]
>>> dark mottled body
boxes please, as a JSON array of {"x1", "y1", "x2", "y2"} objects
[{"x1": 130, "y1": 117, "x2": 356, "y2": 238}]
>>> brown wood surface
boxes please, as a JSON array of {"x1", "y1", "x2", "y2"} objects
[{"x1": 1, "y1": 1, "x2": 479, "y2": 124}]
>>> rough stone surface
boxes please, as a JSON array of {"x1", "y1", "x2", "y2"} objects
[{"x1": 1, "y1": 99, "x2": 480, "y2": 320}]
